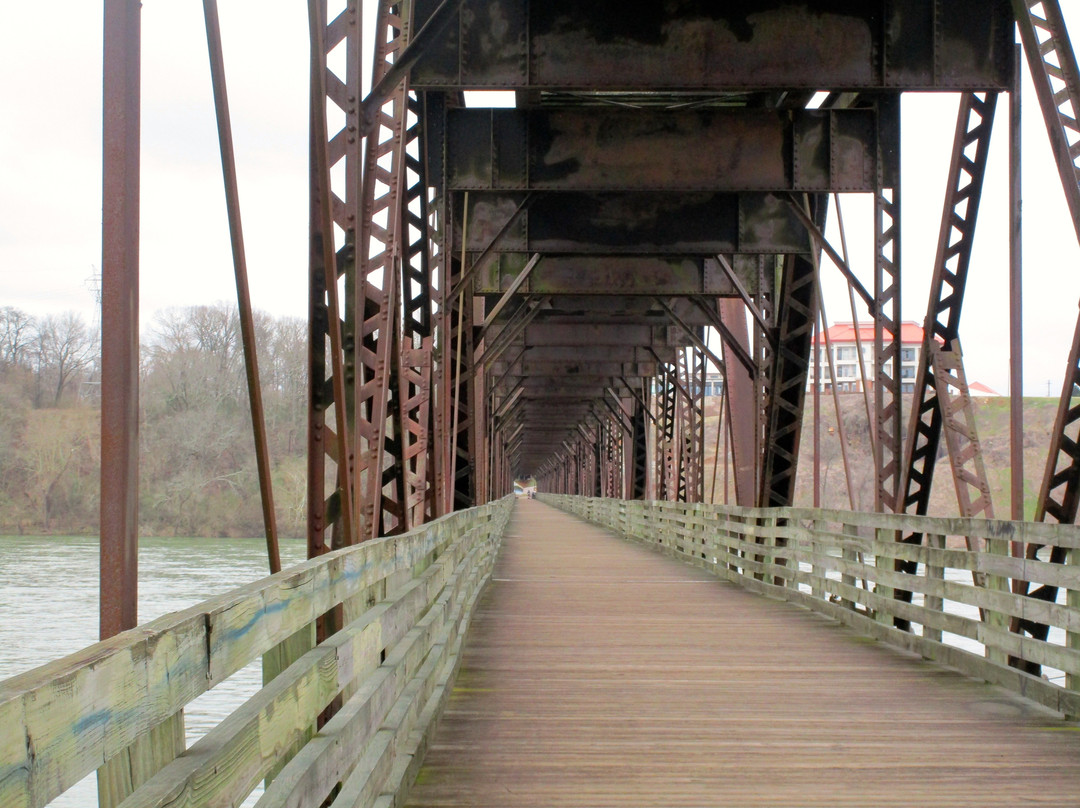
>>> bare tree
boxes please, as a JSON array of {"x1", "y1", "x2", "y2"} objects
[
  {"x1": 0, "y1": 307, "x2": 34, "y2": 368},
  {"x1": 33, "y1": 312, "x2": 96, "y2": 406}
]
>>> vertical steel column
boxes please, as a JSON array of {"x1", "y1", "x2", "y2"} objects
[
  {"x1": 631, "y1": 397, "x2": 648, "y2": 499},
  {"x1": 719, "y1": 298, "x2": 758, "y2": 506},
  {"x1": 399, "y1": 336, "x2": 433, "y2": 530},
  {"x1": 1008, "y1": 6, "x2": 1080, "y2": 674},
  {"x1": 898, "y1": 93, "x2": 997, "y2": 524},
  {"x1": 100, "y1": 0, "x2": 141, "y2": 640},
  {"x1": 307, "y1": 0, "x2": 361, "y2": 558},
  {"x1": 681, "y1": 347, "x2": 706, "y2": 502},
  {"x1": 1010, "y1": 46, "x2": 1025, "y2": 534},
  {"x1": 874, "y1": 187, "x2": 901, "y2": 514},
  {"x1": 354, "y1": 0, "x2": 412, "y2": 539},
  {"x1": 759, "y1": 249, "x2": 819, "y2": 509},
  {"x1": 656, "y1": 365, "x2": 677, "y2": 500}
]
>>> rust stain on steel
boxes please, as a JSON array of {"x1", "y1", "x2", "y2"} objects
[{"x1": 406, "y1": 500, "x2": 1080, "y2": 807}]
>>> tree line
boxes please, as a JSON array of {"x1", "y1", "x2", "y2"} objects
[{"x1": 0, "y1": 304, "x2": 308, "y2": 537}]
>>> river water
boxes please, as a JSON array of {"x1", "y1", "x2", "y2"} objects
[{"x1": 0, "y1": 534, "x2": 308, "y2": 807}]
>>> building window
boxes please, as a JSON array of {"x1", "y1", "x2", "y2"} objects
[
  {"x1": 901, "y1": 347, "x2": 916, "y2": 362},
  {"x1": 837, "y1": 346, "x2": 857, "y2": 361},
  {"x1": 836, "y1": 364, "x2": 855, "y2": 378},
  {"x1": 901, "y1": 366, "x2": 915, "y2": 379}
]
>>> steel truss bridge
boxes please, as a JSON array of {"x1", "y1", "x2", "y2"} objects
[{"x1": 10, "y1": 0, "x2": 1080, "y2": 805}]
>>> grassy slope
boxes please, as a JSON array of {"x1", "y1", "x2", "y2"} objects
[{"x1": 701, "y1": 395, "x2": 1060, "y2": 519}]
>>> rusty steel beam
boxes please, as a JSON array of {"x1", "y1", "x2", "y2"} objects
[
  {"x1": 1007, "y1": 1, "x2": 1080, "y2": 678},
  {"x1": 719, "y1": 298, "x2": 758, "y2": 507},
  {"x1": 100, "y1": 0, "x2": 141, "y2": 640},
  {"x1": 1013, "y1": 0, "x2": 1080, "y2": 244},
  {"x1": 785, "y1": 194, "x2": 875, "y2": 314},
  {"x1": 447, "y1": 108, "x2": 888, "y2": 193},
  {"x1": 759, "y1": 251, "x2": 819, "y2": 508},
  {"x1": 887, "y1": 93, "x2": 996, "y2": 628},
  {"x1": 411, "y1": 1, "x2": 1013, "y2": 91},
  {"x1": 898, "y1": 93, "x2": 997, "y2": 519},
  {"x1": 399, "y1": 337, "x2": 433, "y2": 531},
  {"x1": 476, "y1": 256, "x2": 741, "y2": 296},
  {"x1": 462, "y1": 193, "x2": 811, "y2": 257},
  {"x1": 874, "y1": 187, "x2": 902, "y2": 515},
  {"x1": 203, "y1": 0, "x2": 280, "y2": 573},
  {"x1": 307, "y1": 0, "x2": 360, "y2": 559},
  {"x1": 449, "y1": 192, "x2": 535, "y2": 301},
  {"x1": 930, "y1": 342, "x2": 995, "y2": 527},
  {"x1": 478, "y1": 253, "x2": 542, "y2": 335},
  {"x1": 353, "y1": 0, "x2": 412, "y2": 539},
  {"x1": 1006, "y1": 2, "x2": 1080, "y2": 672}
]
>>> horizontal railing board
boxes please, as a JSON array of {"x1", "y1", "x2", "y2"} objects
[
  {"x1": 256, "y1": 537, "x2": 494, "y2": 808},
  {"x1": 113, "y1": 532, "x2": 477, "y2": 808},
  {"x1": 545, "y1": 495, "x2": 1080, "y2": 716},
  {"x1": 0, "y1": 498, "x2": 511, "y2": 808}
]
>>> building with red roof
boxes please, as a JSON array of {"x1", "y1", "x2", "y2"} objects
[{"x1": 810, "y1": 321, "x2": 925, "y2": 394}]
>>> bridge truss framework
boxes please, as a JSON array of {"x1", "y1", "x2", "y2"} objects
[{"x1": 101, "y1": 0, "x2": 1080, "y2": 681}]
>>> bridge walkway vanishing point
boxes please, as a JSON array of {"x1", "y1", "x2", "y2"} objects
[{"x1": 406, "y1": 499, "x2": 1080, "y2": 807}]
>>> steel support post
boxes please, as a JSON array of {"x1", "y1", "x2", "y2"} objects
[
  {"x1": 1009, "y1": 1, "x2": 1080, "y2": 675},
  {"x1": 719, "y1": 298, "x2": 758, "y2": 506},
  {"x1": 886, "y1": 94, "x2": 998, "y2": 630},
  {"x1": 898, "y1": 93, "x2": 997, "y2": 523},
  {"x1": 399, "y1": 336, "x2": 433, "y2": 530},
  {"x1": 657, "y1": 364, "x2": 678, "y2": 500},
  {"x1": 677, "y1": 347, "x2": 706, "y2": 503},
  {"x1": 307, "y1": 0, "x2": 360, "y2": 558},
  {"x1": 631, "y1": 397, "x2": 648, "y2": 499},
  {"x1": 397, "y1": 89, "x2": 438, "y2": 526},
  {"x1": 759, "y1": 248, "x2": 819, "y2": 509},
  {"x1": 874, "y1": 187, "x2": 902, "y2": 514},
  {"x1": 203, "y1": 0, "x2": 280, "y2": 573},
  {"x1": 353, "y1": 0, "x2": 413, "y2": 540},
  {"x1": 100, "y1": 0, "x2": 140, "y2": 641}
]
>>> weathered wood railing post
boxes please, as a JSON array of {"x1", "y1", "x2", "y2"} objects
[
  {"x1": 923, "y1": 532, "x2": 945, "y2": 646},
  {"x1": 840, "y1": 521, "x2": 859, "y2": 611},
  {"x1": 984, "y1": 534, "x2": 1010, "y2": 666},
  {"x1": 874, "y1": 527, "x2": 893, "y2": 627},
  {"x1": 1069, "y1": 544, "x2": 1079, "y2": 719},
  {"x1": 99, "y1": 714, "x2": 186, "y2": 808},
  {"x1": 810, "y1": 517, "x2": 824, "y2": 601}
]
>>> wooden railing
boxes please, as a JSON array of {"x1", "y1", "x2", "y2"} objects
[
  {"x1": 541, "y1": 495, "x2": 1080, "y2": 718},
  {"x1": 0, "y1": 497, "x2": 512, "y2": 808}
]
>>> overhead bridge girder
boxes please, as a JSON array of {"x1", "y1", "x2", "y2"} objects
[
  {"x1": 410, "y1": 0, "x2": 1013, "y2": 91},
  {"x1": 461, "y1": 193, "x2": 814, "y2": 258},
  {"x1": 445, "y1": 107, "x2": 896, "y2": 193},
  {"x1": 489, "y1": 361, "x2": 659, "y2": 379}
]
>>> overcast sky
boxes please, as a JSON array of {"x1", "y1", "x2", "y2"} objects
[{"x1": 2, "y1": 3, "x2": 1079, "y2": 397}]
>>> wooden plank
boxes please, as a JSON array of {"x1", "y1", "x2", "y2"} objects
[
  {"x1": 548, "y1": 495, "x2": 1080, "y2": 714},
  {"x1": 407, "y1": 499, "x2": 1080, "y2": 807}
]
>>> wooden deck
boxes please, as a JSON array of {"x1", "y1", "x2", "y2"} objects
[{"x1": 405, "y1": 499, "x2": 1080, "y2": 807}]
